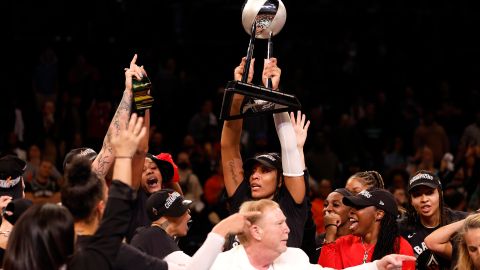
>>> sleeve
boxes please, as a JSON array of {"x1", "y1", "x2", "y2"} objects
[
  {"x1": 273, "y1": 112, "x2": 304, "y2": 177},
  {"x1": 114, "y1": 244, "x2": 168, "y2": 270},
  {"x1": 344, "y1": 262, "x2": 379, "y2": 270},
  {"x1": 398, "y1": 237, "x2": 415, "y2": 270},
  {"x1": 164, "y1": 251, "x2": 193, "y2": 266},
  {"x1": 180, "y1": 232, "x2": 225, "y2": 270},
  {"x1": 318, "y1": 241, "x2": 341, "y2": 268},
  {"x1": 69, "y1": 180, "x2": 135, "y2": 269}
]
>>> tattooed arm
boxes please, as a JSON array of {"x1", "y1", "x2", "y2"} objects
[
  {"x1": 221, "y1": 57, "x2": 254, "y2": 197},
  {"x1": 91, "y1": 54, "x2": 143, "y2": 180}
]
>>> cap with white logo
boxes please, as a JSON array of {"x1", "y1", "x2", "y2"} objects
[
  {"x1": 407, "y1": 170, "x2": 442, "y2": 193},
  {"x1": 343, "y1": 188, "x2": 398, "y2": 217}
]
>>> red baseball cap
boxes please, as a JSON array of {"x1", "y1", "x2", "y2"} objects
[{"x1": 146, "y1": 153, "x2": 179, "y2": 183}]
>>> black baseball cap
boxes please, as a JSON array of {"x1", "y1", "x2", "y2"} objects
[
  {"x1": 146, "y1": 189, "x2": 192, "y2": 221},
  {"x1": 145, "y1": 153, "x2": 177, "y2": 182},
  {"x1": 4, "y1": 198, "x2": 33, "y2": 225},
  {"x1": 333, "y1": 188, "x2": 353, "y2": 198},
  {"x1": 343, "y1": 188, "x2": 398, "y2": 217},
  {"x1": 407, "y1": 171, "x2": 442, "y2": 193},
  {"x1": 0, "y1": 155, "x2": 26, "y2": 199},
  {"x1": 244, "y1": 152, "x2": 282, "y2": 175}
]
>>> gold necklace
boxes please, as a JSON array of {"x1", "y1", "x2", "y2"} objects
[{"x1": 360, "y1": 237, "x2": 374, "y2": 264}]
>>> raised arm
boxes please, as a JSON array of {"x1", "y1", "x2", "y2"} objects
[
  {"x1": 186, "y1": 211, "x2": 260, "y2": 270},
  {"x1": 264, "y1": 58, "x2": 306, "y2": 204},
  {"x1": 130, "y1": 65, "x2": 150, "y2": 191},
  {"x1": 221, "y1": 57, "x2": 254, "y2": 197},
  {"x1": 72, "y1": 114, "x2": 146, "y2": 268},
  {"x1": 290, "y1": 111, "x2": 310, "y2": 170},
  {"x1": 424, "y1": 218, "x2": 465, "y2": 259},
  {"x1": 91, "y1": 54, "x2": 143, "y2": 179},
  {"x1": 111, "y1": 113, "x2": 146, "y2": 186}
]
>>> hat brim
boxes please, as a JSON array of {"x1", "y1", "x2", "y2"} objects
[
  {"x1": 244, "y1": 157, "x2": 278, "y2": 173},
  {"x1": 342, "y1": 195, "x2": 374, "y2": 209},
  {"x1": 0, "y1": 181, "x2": 24, "y2": 200},
  {"x1": 408, "y1": 182, "x2": 439, "y2": 193},
  {"x1": 146, "y1": 154, "x2": 174, "y2": 181},
  {"x1": 168, "y1": 199, "x2": 192, "y2": 217}
]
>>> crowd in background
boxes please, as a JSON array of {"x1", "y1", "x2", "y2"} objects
[{"x1": 2, "y1": 1, "x2": 480, "y2": 269}]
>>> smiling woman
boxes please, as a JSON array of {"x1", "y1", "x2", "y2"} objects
[
  {"x1": 318, "y1": 188, "x2": 353, "y2": 248},
  {"x1": 318, "y1": 188, "x2": 415, "y2": 270}
]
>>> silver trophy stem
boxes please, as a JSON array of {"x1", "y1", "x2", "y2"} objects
[
  {"x1": 242, "y1": 22, "x2": 257, "y2": 83},
  {"x1": 266, "y1": 31, "x2": 273, "y2": 89}
]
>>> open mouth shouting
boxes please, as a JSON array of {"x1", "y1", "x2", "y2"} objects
[{"x1": 146, "y1": 177, "x2": 161, "y2": 192}]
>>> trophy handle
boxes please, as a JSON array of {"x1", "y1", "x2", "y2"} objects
[
  {"x1": 266, "y1": 31, "x2": 273, "y2": 89},
  {"x1": 242, "y1": 22, "x2": 257, "y2": 83}
]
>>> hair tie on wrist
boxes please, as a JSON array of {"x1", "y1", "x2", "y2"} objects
[{"x1": 116, "y1": 156, "x2": 133, "y2": 159}]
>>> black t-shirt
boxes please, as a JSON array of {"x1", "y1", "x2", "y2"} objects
[
  {"x1": 399, "y1": 208, "x2": 467, "y2": 270},
  {"x1": 77, "y1": 236, "x2": 168, "y2": 270},
  {"x1": 126, "y1": 189, "x2": 150, "y2": 243},
  {"x1": 130, "y1": 226, "x2": 180, "y2": 259},
  {"x1": 69, "y1": 180, "x2": 135, "y2": 270},
  {"x1": 226, "y1": 175, "x2": 308, "y2": 249}
]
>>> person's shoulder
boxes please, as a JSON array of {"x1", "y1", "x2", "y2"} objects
[
  {"x1": 131, "y1": 226, "x2": 167, "y2": 245},
  {"x1": 212, "y1": 245, "x2": 242, "y2": 265},
  {"x1": 445, "y1": 208, "x2": 468, "y2": 220},
  {"x1": 398, "y1": 236, "x2": 414, "y2": 251},
  {"x1": 277, "y1": 248, "x2": 322, "y2": 269},
  {"x1": 335, "y1": 234, "x2": 357, "y2": 244},
  {"x1": 228, "y1": 179, "x2": 250, "y2": 203},
  {"x1": 284, "y1": 247, "x2": 309, "y2": 256}
]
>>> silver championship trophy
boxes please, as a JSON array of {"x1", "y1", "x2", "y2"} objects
[{"x1": 220, "y1": 0, "x2": 301, "y2": 120}]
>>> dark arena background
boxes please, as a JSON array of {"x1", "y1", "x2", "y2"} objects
[{"x1": 4, "y1": 1, "x2": 480, "y2": 251}]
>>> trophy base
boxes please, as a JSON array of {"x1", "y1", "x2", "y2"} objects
[
  {"x1": 219, "y1": 80, "x2": 301, "y2": 120},
  {"x1": 132, "y1": 94, "x2": 154, "y2": 117}
]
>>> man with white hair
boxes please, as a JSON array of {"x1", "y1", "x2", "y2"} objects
[{"x1": 210, "y1": 199, "x2": 415, "y2": 270}]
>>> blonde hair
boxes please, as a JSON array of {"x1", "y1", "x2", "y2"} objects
[
  {"x1": 237, "y1": 199, "x2": 280, "y2": 244},
  {"x1": 454, "y1": 213, "x2": 480, "y2": 270}
]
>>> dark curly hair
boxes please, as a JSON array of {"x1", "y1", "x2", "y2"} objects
[{"x1": 372, "y1": 211, "x2": 400, "y2": 260}]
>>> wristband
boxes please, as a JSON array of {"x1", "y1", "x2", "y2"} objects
[{"x1": 116, "y1": 156, "x2": 133, "y2": 159}]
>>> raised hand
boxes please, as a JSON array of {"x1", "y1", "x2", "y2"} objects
[
  {"x1": 124, "y1": 54, "x2": 146, "y2": 92},
  {"x1": 324, "y1": 211, "x2": 342, "y2": 228},
  {"x1": 211, "y1": 211, "x2": 261, "y2": 237},
  {"x1": 111, "y1": 113, "x2": 147, "y2": 158},
  {"x1": 0, "y1": 196, "x2": 12, "y2": 214},
  {"x1": 376, "y1": 254, "x2": 416, "y2": 270},
  {"x1": 262, "y1": 58, "x2": 281, "y2": 90},
  {"x1": 234, "y1": 57, "x2": 255, "y2": 83},
  {"x1": 290, "y1": 111, "x2": 310, "y2": 149}
]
